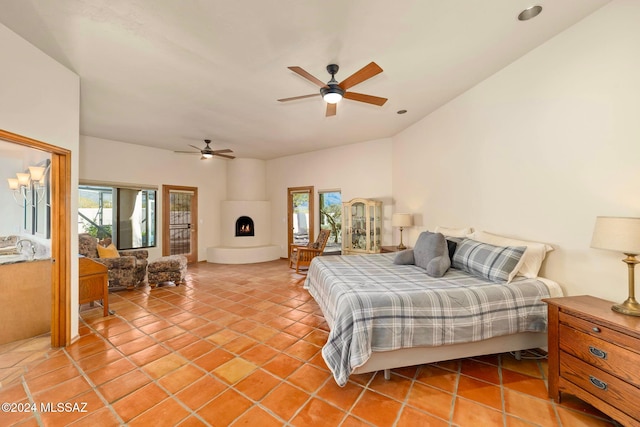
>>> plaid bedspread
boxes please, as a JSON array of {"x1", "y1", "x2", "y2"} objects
[{"x1": 304, "y1": 253, "x2": 551, "y2": 386}]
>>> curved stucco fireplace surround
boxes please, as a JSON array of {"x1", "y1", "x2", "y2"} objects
[{"x1": 206, "y1": 159, "x2": 280, "y2": 264}]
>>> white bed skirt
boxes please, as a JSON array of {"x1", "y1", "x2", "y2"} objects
[{"x1": 352, "y1": 331, "x2": 547, "y2": 375}]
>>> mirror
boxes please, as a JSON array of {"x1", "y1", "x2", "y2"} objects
[
  {"x1": 17, "y1": 159, "x2": 50, "y2": 238},
  {"x1": 34, "y1": 159, "x2": 51, "y2": 238}
]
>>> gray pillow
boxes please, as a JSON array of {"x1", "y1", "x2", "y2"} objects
[
  {"x1": 413, "y1": 231, "x2": 451, "y2": 277},
  {"x1": 393, "y1": 249, "x2": 415, "y2": 265},
  {"x1": 452, "y1": 238, "x2": 526, "y2": 283}
]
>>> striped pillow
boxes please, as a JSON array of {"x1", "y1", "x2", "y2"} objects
[{"x1": 452, "y1": 238, "x2": 526, "y2": 283}]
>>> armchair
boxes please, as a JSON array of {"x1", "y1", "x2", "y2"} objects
[
  {"x1": 289, "y1": 229, "x2": 331, "y2": 274},
  {"x1": 78, "y1": 233, "x2": 148, "y2": 290}
]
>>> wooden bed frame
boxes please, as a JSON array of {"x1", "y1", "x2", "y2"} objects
[{"x1": 352, "y1": 331, "x2": 547, "y2": 380}]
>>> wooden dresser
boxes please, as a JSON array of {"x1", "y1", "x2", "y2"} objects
[
  {"x1": 79, "y1": 257, "x2": 109, "y2": 317},
  {"x1": 545, "y1": 295, "x2": 640, "y2": 426}
]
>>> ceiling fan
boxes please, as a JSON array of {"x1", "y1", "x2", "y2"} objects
[
  {"x1": 175, "y1": 140, "x2": 235, "y2": 160},
  {"x1": 175, "y1": 139, "x2": 236, "y2": 160},
  {"x1": 278, "y1": 62, "x2": 387, "y2": 117}
]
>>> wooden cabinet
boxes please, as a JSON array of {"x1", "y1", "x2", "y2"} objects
[
  {"x1": 79, "y1": 257, "x2": 109, "y2": 317},
  {"x1": 0, "y1": 260, "x2": 51, "y2": 345},
  {"x1": 545, "y1": 295, "x2": 640, "y2": 426},
  {"x1": 342, "y1": 198, "x2": 382, "y2": 255}
]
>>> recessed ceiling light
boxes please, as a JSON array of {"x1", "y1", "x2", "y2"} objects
[
  {"x1": 518, "y1": 5, "x2": 542, "y2": 21},
  {"x1": 397, "y1": 110, "x2": 408, "y2": 114}
]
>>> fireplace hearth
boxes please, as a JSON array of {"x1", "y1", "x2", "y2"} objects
[{"x1": 235, "y1": 216, "x2": 254, "y2": 237}]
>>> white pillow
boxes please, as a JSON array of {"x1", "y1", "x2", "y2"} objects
[
  {"x1": 434, "y1": 226, "x2": 473, "y2": 238},
  {"x1": 468, "y1": 231, "x2": 553, "y2": 278}
]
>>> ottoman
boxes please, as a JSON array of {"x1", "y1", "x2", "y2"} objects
[{"x1": 148, "y1": 255, "x2": 187, "y2": 288}]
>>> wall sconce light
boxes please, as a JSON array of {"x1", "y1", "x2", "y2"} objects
[{"x1": 6, "y1": 164, "x2": 48, "y2": 207}]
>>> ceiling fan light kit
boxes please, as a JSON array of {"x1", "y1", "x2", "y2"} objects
[
  {"x1": 278, "y1": 61, "x2": 387, "y2": 116},
  {"x1": 321, "y1": 85, "x2": 344, "y2": 104}
]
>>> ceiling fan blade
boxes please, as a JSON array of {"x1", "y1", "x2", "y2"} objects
[
  {"x1": 212, "y1": 149, "x2": 233, "y2": 154},
  {"x1": 343, "y1": 92, "x2": 388, "y2": 106},
  {"x1": 288, "y1": 66, "x2": 328, "y2": 88},
  {"x1": 175, "y1": 150, "x2": 200, "y2": 154},
  {"x1": 278, "y1": 93, "x2": 321, "y2": 102},
  {"x1": 326, "y1": 103, "x2": 337, "y2": 117},
  {"x1": 214, "y1": 153, "x2": 235, "y2": 159},
  {"x1": 188, "y1": 144, "x2": 203, "y2": 151},
  {"x1": 339, "y1": 62, "x2": 383, "y2": 91}
]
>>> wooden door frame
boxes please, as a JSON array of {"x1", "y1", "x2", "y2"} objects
[
  {"x1": 287, "y1": 186, "x2": 314, "y2": 258},
  {"x1": 0, "y1": 129, "x2": 72, "y2": 347},
  {"x1": 162, "y1": 185, "x2": 198, "y2": 263}
]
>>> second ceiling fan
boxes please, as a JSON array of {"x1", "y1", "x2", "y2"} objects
[
  {"x1": 175, "y1": 140, "x2": 235, "y2": 160},
  {"x1": 278, "y1": 62, "x2": 387, "y2": 117}
]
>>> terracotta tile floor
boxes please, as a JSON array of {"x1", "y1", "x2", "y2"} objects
[{"x1": 0, "y1": 260, "x2": 618, "y2": 426}]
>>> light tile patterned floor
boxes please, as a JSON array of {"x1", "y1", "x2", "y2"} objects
[{"x1": 0, "y1": 260, "x2": 617, "y2": 426}]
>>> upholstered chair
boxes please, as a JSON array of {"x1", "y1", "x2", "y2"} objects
[{"x1": 78, "y1": 233, "x2": 148, "y2": 290}]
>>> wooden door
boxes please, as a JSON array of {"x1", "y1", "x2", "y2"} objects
[
  {"x1": 162, "y1": 185, "x2": 198, "y2": 263},
  {"x1": 0, "y1": 130, "x2": 71, "y2": 347}
]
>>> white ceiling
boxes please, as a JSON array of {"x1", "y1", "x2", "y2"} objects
[{"x1": 0, "y1": 0, "x2": 610, "y2": 160}]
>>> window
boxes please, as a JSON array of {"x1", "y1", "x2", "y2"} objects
[
  {"x1": 319, "y1": 190, "x2": 341, "y2": 253},
  {"x1": 78, "y1": 184, "x2": 156, "y2": 249}
]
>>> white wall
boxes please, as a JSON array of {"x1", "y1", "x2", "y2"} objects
[
  {"x1": 79, "y1": 136, "x2": 227, "y2": 261},
  {"x1": 393, "y1": 0, "x2": 640, "y2": 302},
  {"x1": 266, "y1": 138, "x2": 393, "y2": 257},
  {"x1": 0, "y1": 24, "x2": 80, "y2": 338}
]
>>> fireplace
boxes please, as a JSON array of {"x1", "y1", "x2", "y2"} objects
[{"x1": 235, "y1": 216, "x2": 254, "y2": 237}]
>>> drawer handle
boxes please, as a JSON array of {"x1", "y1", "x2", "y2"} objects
[
  {"x1": 589, "y1": 376, "x2": 608, "y2": 391},
  {"x1": 588, "y1": 346, "x2": 607, "y2": 360},
  {"x1": 592, "y1": 327, "x2": 601, "y2": 333}
]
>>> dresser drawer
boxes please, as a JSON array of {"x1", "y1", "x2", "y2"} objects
[
  {"x1": 559, "y1": 311, "x2": 640, "y2": 352},
  {"x1": 560, "y1": 351, "x2": 640, "y2": 420},
  {"x1": 559, "y1": 324, "x2": 640, "y2": 385}
]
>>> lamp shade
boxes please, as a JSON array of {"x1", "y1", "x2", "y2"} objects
[
  {"x1": 591, "y1": 216, "x2": 640, "y2": 255},
  {"x1": 7, "y1": 178, "x2": 19, "y2": 190},
  {"x1": 392, "y1": 213, "x2": 413, "y2": 228},
  {"x1": 28, "y1": 166, "x2": 45, "y2": 182},
  {"x1": 16, "y1": 173, "x2": 30, "y2": 186}
]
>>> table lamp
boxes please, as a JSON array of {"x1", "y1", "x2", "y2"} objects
[
  {"x1": 392, "y1": 213, "x2": 413, "y2": 250},
  {"x1": 591, "y1": 216, "x2": 640, "y2": 316}
]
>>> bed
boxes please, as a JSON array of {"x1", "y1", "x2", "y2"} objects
[{"x1": 304, "y1": 238, "x2": 563, "y2": 386}]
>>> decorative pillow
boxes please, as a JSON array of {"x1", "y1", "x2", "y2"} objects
[
  {"x1": 452, "y1": 238, "x2": 526, "y2": 283},
  {"x1": 468, "y1": 231, "x2": 553, "y2": 278},
  {"x1": 413, "y1": 231, "x2": 451, "y2": 277},
  {"x1": 97, "y1": 243, "x2": 120, "y2": 258},
  {"x1": 393, "y1": 249, "x2": 415, "y2": 265},
  {"x1": 434, "y1": 226, "x2": 473, "y2": 238}
]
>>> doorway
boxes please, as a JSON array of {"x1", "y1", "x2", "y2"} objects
[
  {"x1": 162, "y1": 185, "x2": 198, "y2": 263},
  {"x1": 287, "y1": 186, "x2": 314, "y2": 258},
  {"x1": 319, "y1": 190, "x2": 342, "y2": 254},
  {"x1": 0, "y1": 129, "x2": 71, "y2": 347}
]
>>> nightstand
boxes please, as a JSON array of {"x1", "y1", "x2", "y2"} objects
[
  {"x1": 544, "y1": 295, "x2": 640, "y2": 426},
  {"x1": 380, "y1": 246, "x2": 409, "y2": 253}
]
